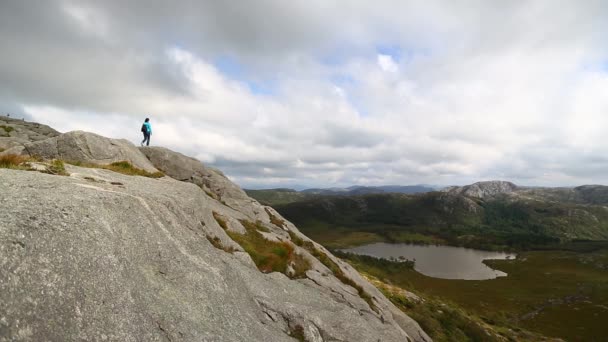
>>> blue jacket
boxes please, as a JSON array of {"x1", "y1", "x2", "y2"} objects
[{"x1": 143, "y1": 122, "x2": 152, "y2": 134}]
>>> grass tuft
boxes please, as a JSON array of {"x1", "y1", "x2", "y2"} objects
[
  {"x1": 43, "y1": 159, "x2": 69, "y2": 176},
  {"x1": 265, "y1": 207, "x2": 286, "y2": 228},
  {"x1": 212, "y1": 211, "x2": 229, "y2": 230}
]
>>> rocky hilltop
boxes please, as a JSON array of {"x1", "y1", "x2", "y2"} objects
[
  {"x1": 0, "y1": 116, "x2": 59, "y2": 151},
  {"x1": 0, "y1": 118, "x2": 430, "y2": 342},
  {"x1": 443, "y1": 180, "x2": 517, "y2": 199}
]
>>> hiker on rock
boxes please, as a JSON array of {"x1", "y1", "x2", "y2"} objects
[{"x1": 141, "y1": 118, "x2": 152, "y2": 146}]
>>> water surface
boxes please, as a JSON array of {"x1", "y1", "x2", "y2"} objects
[{"x1": 343, "y1": 243, "x2": 516, "y2": 280}]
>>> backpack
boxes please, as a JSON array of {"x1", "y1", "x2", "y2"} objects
[{"x1": 141, "y1": 124, "x2": 146, "y2": 133}]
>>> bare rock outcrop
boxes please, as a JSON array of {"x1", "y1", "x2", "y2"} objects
[
  {"x1": 139, "y1": 146, "x2": 264, "y2": 220},
  {"x1": 13, "y1": 131, "x2": 158, "y2": 172},
  {"x1": 0, "y1": 124, "x2": 430, "y2": 341},
  {"x1": 0, "y1": 116, "x2": 60, "y2": 151},
  {"x1": 443, "y1": 180, "x2": 517, "y2": 199}
]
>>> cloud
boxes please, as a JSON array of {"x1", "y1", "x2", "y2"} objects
[{"x1": 2, "y1": 1, "x2": 608, "y2": 188}]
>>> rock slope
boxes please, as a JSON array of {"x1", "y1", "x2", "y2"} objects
[{"x1": 0, "y1": 122, "x2": 430, "y2": 342}]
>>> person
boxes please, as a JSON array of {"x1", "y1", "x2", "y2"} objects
[{"x1": 141, "y1": 118, "x2": 152, "y2": 146}]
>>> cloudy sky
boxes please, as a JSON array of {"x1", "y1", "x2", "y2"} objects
[{"x1": 2, "y1": 1, "x2": 608, "y2": 188}]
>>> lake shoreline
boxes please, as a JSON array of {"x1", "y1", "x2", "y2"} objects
[{"x1": 341, "y1": 242, "x2": 517, "y2": 280}]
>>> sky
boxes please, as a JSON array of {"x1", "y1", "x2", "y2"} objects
[{"x1": 2, "y1": 1, "x2": 608, "y2": 189}]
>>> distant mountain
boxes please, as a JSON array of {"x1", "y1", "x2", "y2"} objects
[
  {"x1": 246, "y1": 185, "x2": 435, "y2": 205},
  {"x1": 302, "y1": 185, "x2": 434, "y2": 195},
  {"x1": 270, "y1": 180, "x2": 608, "y2": 250},
  {"x1": 244, "y1": 188, "x2": 307, "y2": 205}
]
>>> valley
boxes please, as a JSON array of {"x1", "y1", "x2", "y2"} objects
[{"x1": 249, "y1": 182, "x2": 608, "y2": 341}]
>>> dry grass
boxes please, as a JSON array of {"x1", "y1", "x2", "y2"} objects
[
  {"x1": 0, "y1": 154, "x2": 29, "y2": 169},
  {"x1": 65, "y1": 160, "x2": 164, "y2": 178},
  {"x1": 0, "y1": 155, "x2": 69, "y2": 176}
]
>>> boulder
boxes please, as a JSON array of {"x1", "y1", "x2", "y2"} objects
[{"x1": 20, "y1": 131, "x2": 158, "y2": 172}]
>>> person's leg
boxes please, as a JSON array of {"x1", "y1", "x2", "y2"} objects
[
  {"x1": 141, "y1": 133, "x2": 146, "y2": 146},
  {"x1": 145, "y1": 132, "x2": 151, "y2": 146}
]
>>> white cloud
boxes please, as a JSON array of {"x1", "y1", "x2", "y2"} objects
[
  {"x1": 377, "y1": 54, "x2": 398, "y2": 73},
  {"x1": 3, "y1": 1, "x2": 608, "y2": 188}
]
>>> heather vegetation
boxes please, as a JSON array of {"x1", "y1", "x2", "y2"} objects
[{"x1": 212, "y1": 213, "x2": 311, "y2": 278}]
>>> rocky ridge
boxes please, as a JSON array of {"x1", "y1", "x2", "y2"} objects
[{"x1": 0, "y1": 118, "x2": 430, "y2": 342}]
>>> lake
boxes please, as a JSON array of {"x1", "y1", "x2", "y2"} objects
[{"x1": 342, "y1": 243, "x2": 516, "y2": 280}]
